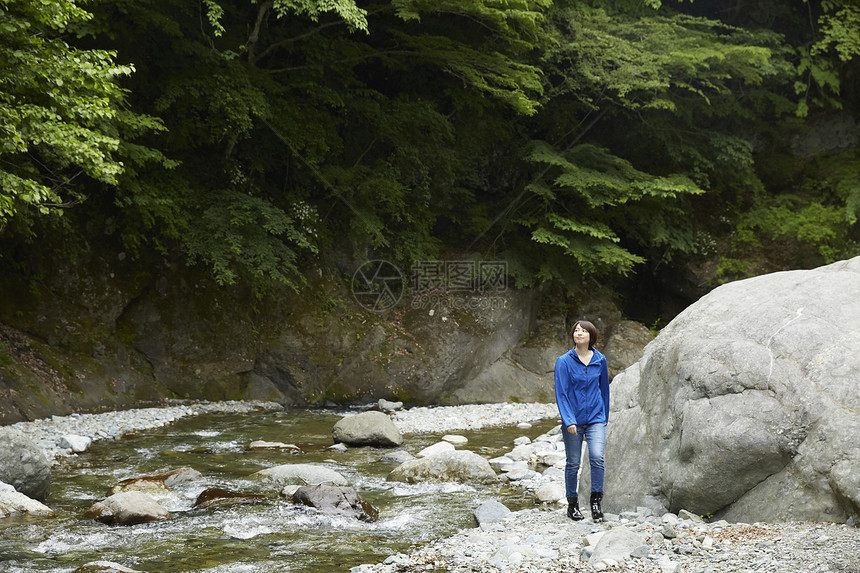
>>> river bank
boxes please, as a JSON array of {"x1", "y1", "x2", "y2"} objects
[
  {"x1": 3, "y1": 400, "x2": 561, "y2": 463},
  {"x1": 353, "y1": 506, "x2": 859, "y2": 573},
  {"x1": 4, "y1": 401, "x2": 858, "y2": 573}
]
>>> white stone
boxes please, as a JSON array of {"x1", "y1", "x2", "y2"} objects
[
  {"x1": 59, "y1": 434, "x2": 92, "y2": 453},
  {"x1": 416, "y1": 441, "x2": 455, "y2": 458}
]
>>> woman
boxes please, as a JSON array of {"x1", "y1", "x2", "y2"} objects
[{"x1": 554, "y1": 319, "x2": 610, "y2": 521}]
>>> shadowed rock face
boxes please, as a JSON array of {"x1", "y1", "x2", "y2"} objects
[{"x1": 606, "y1": 257, "x2": 860, "y2": 524}]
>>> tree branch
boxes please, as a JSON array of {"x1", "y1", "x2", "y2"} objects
[{"x1": 246, "y1": 0, "x2": 273, "y2": 66}]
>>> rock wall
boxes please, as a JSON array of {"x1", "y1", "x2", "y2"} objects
[
  {"x1": 0, "y1": 248, "x2": 647, "y2": 424},
  {"x1": 606, "y1": 256, "x2": 860, "y2": 524}
]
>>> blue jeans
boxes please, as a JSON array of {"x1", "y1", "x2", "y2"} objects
[{"x1": 561, "y1": 422, "x2": 606, "y2": 497}]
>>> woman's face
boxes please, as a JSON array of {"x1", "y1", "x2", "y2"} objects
[{"x1": 573, "y1": 324, "x2": 590, "y2": 346}]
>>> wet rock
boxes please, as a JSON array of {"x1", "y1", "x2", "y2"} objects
[
  {"x1": 0, "y1": 429, "x2": 51, "y2": 501},
  {"x1": 83, "y1": 491, "x2": 170, "y2": 525},
  {"x1": 253, "y1": 463, "x2": 348, "y2": 487},
  {"x1": 248, "y1": 440, "x2": 302, "y2": 453},
  {"x1": 332, "y1": 411, "x2": 403, "y2": 447},
  {"x1": 110, "y1": 479, "x2": 169, "y2": 496},
  {"x1": 193, "y1": 487, "x2": 268, "y2": 510},
  {"x1": 291, "y1": 484, "x2": 378, "y2": 522},
  {"x1": 388, "y1": 450, "x2": 498, "y2": 484},
  {"x1": 74, "y1": 561, "x2": 144, "y2": 573},
  {"x1": 111, "y1": 467, "x2": 203, "y2": 494},
  {"x1": 0, "y1": 488, "x2": 54, "y2": 518}
]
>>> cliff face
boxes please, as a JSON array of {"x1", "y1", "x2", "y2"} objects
[{"x1": 0, "y1": 247, "x2": 590, "y2": 424}]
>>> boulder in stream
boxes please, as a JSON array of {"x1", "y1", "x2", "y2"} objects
[
  {"x1": 388, "y1": 450, "x2": 498, "y2": 484},
  {"x1": 193, "y1": 487, "x2": 269, "y2": 510},
  {"x1": 83, "y1": 491, "x2": 170, "y2": 525},
  {"x1": 291, "y1": 484, "x2": 379, "y2": 522},
  {"x1": 0, "y1": 429, "x2": 51, "y2": 501},
  {"x1": 332, "y1": 411, "x2": 403, "y2": 447},
  {"x1": 110, "y1": 466, "x2": 203, "y2": 495},
  {"x1": 0, "y1": 487, "x2": 54, "y2": 518}
]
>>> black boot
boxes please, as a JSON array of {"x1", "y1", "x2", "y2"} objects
[
  {"x1": 566, "y1": 496, "x2": 584, "y2": 521},
  {"x1": 590, "y1": 491, "x2": 604, "y2": 521}
]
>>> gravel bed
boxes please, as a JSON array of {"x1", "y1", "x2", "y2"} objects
[{"x1": 352, "y1": 508, "x2": 860, "y2": 573}]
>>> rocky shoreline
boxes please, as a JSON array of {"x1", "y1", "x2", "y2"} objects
[
  {"x1": 353, "y1": 507, "x2": 859, "y2": 572},
  {"x1": 3, "y1": 400, "x2": 859, "y2": 572}
]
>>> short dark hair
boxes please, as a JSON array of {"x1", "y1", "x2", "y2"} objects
[{"x1": 571, "y1": 320, "x2": 599, "y2": 349}]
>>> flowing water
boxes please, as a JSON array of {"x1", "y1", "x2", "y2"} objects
[{"x1": 0, "y1": 408, "x2": 558, "y2": 572}]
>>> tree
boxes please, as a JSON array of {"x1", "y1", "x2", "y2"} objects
[{"x1": 0, "y1": 0, "x2": 163, "y2": 236}]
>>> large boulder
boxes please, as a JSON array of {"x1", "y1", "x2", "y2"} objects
[
  {"x1": 607, "y1": 257, "x2": 860, "y2": 523},
  {"x1": 291, "y1": 484, "x2": 378, "y2": 522},
  {"x1": 0, "y1": 429, "x2": 51, "y2": 501},
  {"x1": 388, "y1": 450, "x2": 498, "y2": 484},
  {"x1": 83, "y1": 491, "x2": 170, "y2": 525},
  {"x1": 332, "y1": 411, "x2": 403, "y2": 447}
]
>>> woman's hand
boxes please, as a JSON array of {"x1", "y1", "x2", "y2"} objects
[{"x1": 567, "y1": 424, "x2": 578, "y2": 436}]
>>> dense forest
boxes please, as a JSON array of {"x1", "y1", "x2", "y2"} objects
[{"x1": 1, "y1": 0, "x2": 859, "y2": 323}]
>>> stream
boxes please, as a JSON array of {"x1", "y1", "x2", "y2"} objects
[{"x1": 0, "y1": 408, "x2": 558, "y2": 572}]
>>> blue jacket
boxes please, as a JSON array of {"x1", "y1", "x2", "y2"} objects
[{"x1": 554, "y1": 347, "x2": 610, "y2": 428}]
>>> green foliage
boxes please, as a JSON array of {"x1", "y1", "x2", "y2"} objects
[
  {"x1": 2, "y1": 0, "x2": 858, "y2": 305},
  {"x1": 811, "y1": 1, "x2": 860, "y2": 62},
  {"x1": 183, "y1": 190, "x2": 315, "y2": 289},
  {"x1": 0, "y1": 0, "x2": 126, "y2": 228}
]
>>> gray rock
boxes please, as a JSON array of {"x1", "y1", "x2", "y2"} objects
[
  {"x1": 0, "y1": 429, "x2": 51, "y2": 501},
  {"x1": 603, "y1": 320, "x2": 654, "y2": 378},
  {"x1": 83, "y1": 491, "x2": 170, "y2": 525},
  {"x1": 388, "y1": 450, "x2": 498, "y2": 484},
  {"x1": 291, "y1": 484, "x2": 378, "y2": 522},
  {"x1": 253, "y1": 463, "x2": 348, "y2": 487},
  {"x1": 473, "y1": 499, "x2": 510, "y2": 526},
  {"x1": 59, "y1": 434, "x2": 92, "y2": 453},
  {"x1": 378, "y1": 399, "x2": 403, "y2": 412},
  {"x1": 332, "y1": 411, "x2": 403, "y2": 447},
  {"x1": 607, "y1": 256, "x2": 860, "y2": 523},
  {"x1": 417, "y1": 441, "x2": 455, "y2": 458},
  {"x1": 379, "y1": 449, "x2": 415, "y2": 465},
  {"x1": 588, "y1": 528, "x2": 646, "y2": 566},
  {"x1": 534, "y1": 482, "x2": 565, "y2": 504},
  {"x1": 0, "y1": 489, "x2": 54, "y2": 518}
]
